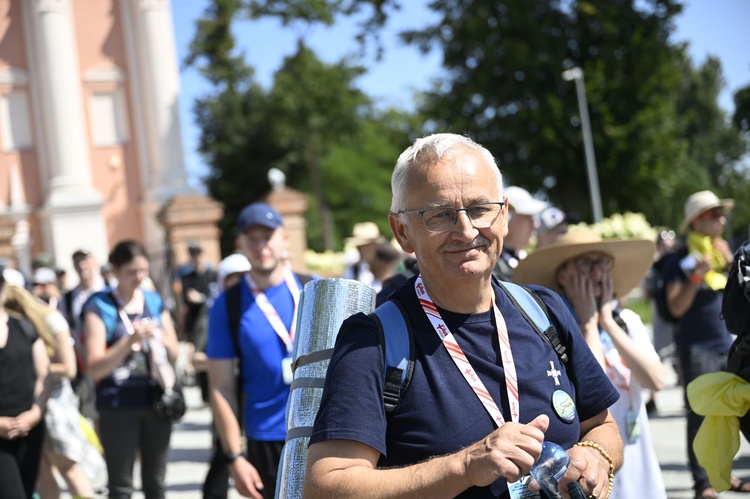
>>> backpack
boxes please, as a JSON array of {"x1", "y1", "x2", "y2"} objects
[
  {"x1": 724, "y1": 239, "x2": 750, "y2": 379},
  {"x1": 721, "y1": 239, "x2": 750, "y2": 442},
  {"x1": 649, "y1": 246, "x2": 688, "y2": 324},
  {"x1": 371, "y1": 280, "x2": 570, "y2": 413}
]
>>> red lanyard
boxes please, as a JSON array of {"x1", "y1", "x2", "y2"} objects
[
  {"x1": 245, "y1": 269, "x2": 301, "y2": 353},
  {"x1": 414, "y1": 276, "x2": 519, "y2": 426}
]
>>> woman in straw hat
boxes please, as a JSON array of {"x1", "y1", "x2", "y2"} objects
[
  {"x1": 664, "y1": 190, "x2": 742, "y2": 498},
  {"x1": 515, "y1": 227, "x2": 667, "y2": 499}
]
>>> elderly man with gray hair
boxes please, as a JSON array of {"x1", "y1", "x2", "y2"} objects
[{"x1": 304, "y1": 133, "x2": 623, "y2": 499}]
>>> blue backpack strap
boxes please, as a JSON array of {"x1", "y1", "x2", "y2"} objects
[
  {"x1": 497, "y1": 281, "x2": 569, "y2": 363},
  {"x1": 142, "y1": 289, "x2": 163, "y2": 318},
  {"x1": 371, "y1": 300, "x2": 414, "y2": 414}
]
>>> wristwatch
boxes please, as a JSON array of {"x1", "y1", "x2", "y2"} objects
[{"x1": 225, "y1": 451, "x2": 244, "y2": 463}]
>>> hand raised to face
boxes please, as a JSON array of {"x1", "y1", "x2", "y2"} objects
[{"x1": 558, "y1": 262, "x2": 598, "y2": 325}]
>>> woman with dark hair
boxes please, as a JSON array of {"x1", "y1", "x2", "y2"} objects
[
  {"x1": 82, "y1": 240, "x2": 180, "y2": 498},
  {"x1": 0, "y1": 268, "x2": 52, "y2": 497}
]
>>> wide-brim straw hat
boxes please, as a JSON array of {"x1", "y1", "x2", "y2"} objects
[
  {"x1": 678, "y1": 190, "x2": 734, "y2": 234},
  {"x1": 513, "y1": 227, "x2": 655, "y2": 299},
  {"x1": 345, "y1": 221, "x2": 386, "y2": 246}
]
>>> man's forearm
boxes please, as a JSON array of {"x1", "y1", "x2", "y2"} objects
[
  {"x1": 304, "y1": 443, "x2": 473, "y2": 499},
  {"x1": 211, "y1": 389, "x2": 243, "y2": 453},
  {"x1": 578, "y1": 416, "x2": 623, "y2": 471}
]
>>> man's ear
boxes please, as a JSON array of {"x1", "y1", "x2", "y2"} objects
[
  {"x1": 501, "y1": 202, "x2": 509, "y2": 237},
  {"x1": 389, "y1": 213, "x2": 414, "y2": 255}
]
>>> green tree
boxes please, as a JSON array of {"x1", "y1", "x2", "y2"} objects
[
  {"x1": 188, "y1": 0, "x2": 408, "y2": 252},
  {"x1": 267, "y1": 42, "x2": 372, "y2": 250},
  {"x1": 728, "y1": 83, "x2": 750, "y2": 243},
  {"x1": 308, "y1": 110, "x2": 416, "y2": 249},
  {"x1": 187, "y1": 0, "x2": 287, "y2": 254},
  {"x1": 244, "y1": 0, "x2": 400, "y2": 54},
  {"x1": 733, "y1": 84, "x2": 750, "y2": 134},
  {"x1": 401, "y1": 0, "x2": 687, "y2": 223}
]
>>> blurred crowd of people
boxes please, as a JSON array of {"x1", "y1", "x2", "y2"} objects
[{"x1": 0, "y1": 138, "x2": 744, "y2": 499}]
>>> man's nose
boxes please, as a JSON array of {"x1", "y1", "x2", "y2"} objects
[{"x1": 452, "y1": 210, "x2": 478, "y2": 238}]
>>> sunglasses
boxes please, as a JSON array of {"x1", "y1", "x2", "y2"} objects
[{"x1": 698, "y1": 208, "x2": 725, "y2": 220}]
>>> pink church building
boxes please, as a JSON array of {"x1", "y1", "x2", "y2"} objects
[{"x1": 0, "y1": 0, "x2": 209, "y2": 285}]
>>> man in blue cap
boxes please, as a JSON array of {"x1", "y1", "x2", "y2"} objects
[{"x1": 206, "y1": 202, "x2": 311, "y2": 499}]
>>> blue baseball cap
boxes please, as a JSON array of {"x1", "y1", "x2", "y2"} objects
[{"x1": 237, "y1": 203, "x2": 283, "y2": 232}]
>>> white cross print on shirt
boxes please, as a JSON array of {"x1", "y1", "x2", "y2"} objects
[{"x1": 547, "y1": 361, "x2": 561, "y2": 386}]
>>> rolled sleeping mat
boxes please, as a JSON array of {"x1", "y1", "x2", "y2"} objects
[{"x1": 276, "y1": 278, "x2": 376, "y2": 499}]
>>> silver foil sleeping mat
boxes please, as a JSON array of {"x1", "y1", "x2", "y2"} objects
[{"x1": 276, "y1": 278, "x2": 376, "y2": 498}]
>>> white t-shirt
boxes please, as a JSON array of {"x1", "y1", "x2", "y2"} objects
[{"x1": 607, "y1": 308, "x2": 667, "y2": 499}]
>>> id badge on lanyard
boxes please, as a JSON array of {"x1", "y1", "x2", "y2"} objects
[{"x1": 508, "y1": 479, "x2": 541, "y2": 499}]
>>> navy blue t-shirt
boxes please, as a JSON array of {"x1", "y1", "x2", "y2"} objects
[
  {"x1": 662, "y1": 252, "x2": 732, "y2": 353},
  {"x1": 310, "y1": 276, "x2": 619, "y2": 498}
]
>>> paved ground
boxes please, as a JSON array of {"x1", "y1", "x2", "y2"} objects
[
  {"x1": 60, "y1": 362, "x2": 749, "y2": 498},
  {"x1": 649, "y1": 362, "x2": 750, "y2": 499}
]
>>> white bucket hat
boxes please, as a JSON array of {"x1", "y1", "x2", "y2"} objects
[
  {"x1": 678, "y1": 190, "x2": 734, "y2": 234},
  {"x1": 505, "y1": 186, "x2": 548, "y2": 216}
]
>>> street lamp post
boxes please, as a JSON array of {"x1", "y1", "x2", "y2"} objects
[{"x1": 562, "y1": 67, "x2": 603, "y2": 223}]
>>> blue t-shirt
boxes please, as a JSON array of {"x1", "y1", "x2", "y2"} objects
[
  {"x1": 206, "y1": 276, "x2": 302, "y2": 441},
  {"x1": 310, "y1": 276, "x2": 619, "y2": 498},
  {"x1": 82, "y1": 289, "x2": 165, "y2": 409},
  {"x1": 662, "y1": 252, "x2": 732, "y2": 353}
]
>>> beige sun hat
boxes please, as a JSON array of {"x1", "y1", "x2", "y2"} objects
[
  {"x1": 678, "y1": 190, "x2": 734, "y2": 234},
  {"x1": 513, "y1": 226, "x2": 655, "y2": 299},
  {"x1": 345, "y1": 222, "x2": 386, "y2": 246}
]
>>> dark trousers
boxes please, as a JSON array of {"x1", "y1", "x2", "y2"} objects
[
  {"x1": 99, "y1": 407, "x2": 172, "y2": 499},
  {"x1": 246, "y1": 439, "x2": 284, "y2": 499},
  {"x1": 0, "y1": 421, "x2": 45, "y2": 499},
  {"x1": 680, "y1": 347, "x2": 728, "y2": 493},
  {"x1": 203, "y1": 436, "x2": 283, "y2": 499},
  {"x1": 202, "y1": 433, "x2": 230, "y2": 499}
]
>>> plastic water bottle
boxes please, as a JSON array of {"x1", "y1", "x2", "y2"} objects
[{"x1": 530, "y1": 441, "x2": 586, "y2": 499}]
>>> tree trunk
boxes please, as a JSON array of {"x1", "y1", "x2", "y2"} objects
[{"x1": 305, "y1": 133, "x2": 335, "y2": 250}]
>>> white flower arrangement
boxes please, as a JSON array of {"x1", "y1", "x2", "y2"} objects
[{"x1": 574, "y1": 212, "x2": 657, "y2": 240}]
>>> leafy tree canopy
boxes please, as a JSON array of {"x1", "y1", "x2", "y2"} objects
[{"x1": 188, "y1": 0, "x2": 750, "y2": 250}]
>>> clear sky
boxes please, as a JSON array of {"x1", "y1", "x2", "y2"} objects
[{"x1": 171, "y1": 0, "x2": 750, "y2": 190}]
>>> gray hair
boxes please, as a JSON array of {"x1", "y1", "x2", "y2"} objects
[{"x1": 390, "y1": 133, "x2": 503, "y2": 213}]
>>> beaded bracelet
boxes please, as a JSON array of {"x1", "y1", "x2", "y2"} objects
[{"x1": 574, "y1": 440, "x2": 615, "y2": 499}]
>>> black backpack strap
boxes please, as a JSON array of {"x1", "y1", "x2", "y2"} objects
[
  {"x1": 295, "y1": 273, "x2": 314, "y2": 287},
  {"x1": 224, "y1": 281, "x2": 244, "y2": 424},
  {"x1": 225, "y1": 281, "x2": 242, "y2": 353},
  {"x1": 371, "y1": 299, "x2": 414, "y2": 414},
  {"x1": 62, "y1": 289, "x2": 75, "y2": 328},
  {"x1": 612, "y1": 309, "x2": 629, "y2": 333},
  {"x1": 728, "y1": 335, "x2": 750, "y2": 379}
]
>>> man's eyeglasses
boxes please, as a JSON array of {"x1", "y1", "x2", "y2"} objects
[
  {"x1": 397, "y1": 202, "x2": 505, "y2": 233},
  {"x1": 574, "y1": 255, "x2": 614, "y2": 273}
]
